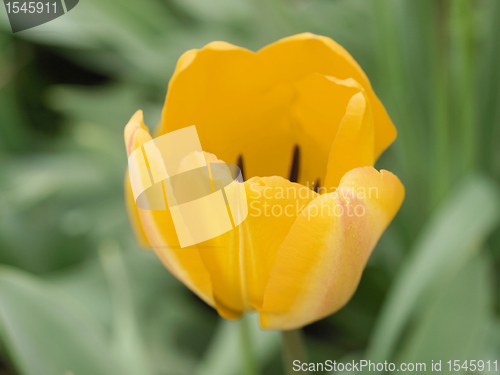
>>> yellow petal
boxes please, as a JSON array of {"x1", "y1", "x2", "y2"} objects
[
  {"x1": 124, "y1": 110, "x2": 151, "y2": 156},
  {"x1": 124, "y1": 171, "x2": 150, "y2": 248},
  {"x1": 160, "y1": 34, "x2": 395, "y2": 185},
  {"x1": 290, "y1": 74, "x2": 365, "y2": 186},
  {"x1": 258, "y1": 33, "x2": 396, "y2": 158},
  {"x1": 123, "y1": 110, "x2": 154, "y2": 248},
  {"x1": 259, "y1": 167, "x2": 404, "y2": 330},
  {"x1": 196, "y1": 176, "x2": 318, "y2": 319},
  {"x1": 123, "y1": 111, "x2": 215, "y2": 307},
  {"x1": 161, "y1": 42, "x2": 296, "y2": 180},
  {"x1": 324, "y1": 90, "x2": 375, "y2": 189}
]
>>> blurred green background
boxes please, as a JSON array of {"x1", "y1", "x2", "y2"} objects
[{"x1": 0, "y1": 0, "x2": 499, "y2": 374}]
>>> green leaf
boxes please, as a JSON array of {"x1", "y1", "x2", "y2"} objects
[
  {"x1": 484, "y1": 319, "x2": 500, "y2": 373},
  {"x1": 195, "y1": 314, "x2": 280, "y2": 375},
  {"x1": 0, "y1": 266, "x2": 123, "y2": 375},
  {"x1": 47, "y1": 84, "x2": 161, "y2": 132},
  {"x1": 51, "y1": 245, "x2": 210, "y2": 375},
  {"x1": 366, "y1": 175, "x2": 500, "y2": 363},
  {"x1": 170, "y1": 0, "x2": 252, "y2": 22},
  {"x1": 98, "y1": 241, "x2": 151, "y2": 375},
  {"x1": 398, "y1": 253, "x2": 493, "y2": 368},
  {"x1": 476, "y1": 0, "x2": 500, "y2": 175}
]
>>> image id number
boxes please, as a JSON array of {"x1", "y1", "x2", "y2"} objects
[{"x1": 5, "y1": 2, "x2": 57, "y2": 14}]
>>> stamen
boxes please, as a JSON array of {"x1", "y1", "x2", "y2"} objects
[
  {"x1": 237, "y1": 155, "x2": 245, "y2": 181},
  {"x1": 289, "y1": 145, "x2": 300, "y2": 183},
  {"x1": 313, "y1": 178, "x2": 321, "y2": 193}
]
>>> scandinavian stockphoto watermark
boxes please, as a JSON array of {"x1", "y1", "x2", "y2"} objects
[
  {"x1": 247, "y1": 182, "x2": 378, "y2": 220},
  {"x1": 127, "y1": 125, "x2": 375, "y2": 247},
  {"x1": 292, "y1": 359, "x2": 498, "y2": 373},
  {"x1": 3, "y1": 0, "x2": 79, "y2": 33},
  {"x1": 127, "y1": 125, "x2": 248, "y2": 248}
]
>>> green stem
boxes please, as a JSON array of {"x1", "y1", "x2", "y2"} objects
[
  {"x1": 371, "y1": 0, "x2": 427, "y2": 219},
  {"x1": 281, "y1": 329, "x2": 307, "y2": 375},
  {"x1": 430, "y1": 0, "x2": 451, "y2": 207},
  {"x1": 449, "y1": 0, "x2": 476, "y2": 173},
  {"x1": 239, "y1": 315, "x2": 257, "y2": 375}
]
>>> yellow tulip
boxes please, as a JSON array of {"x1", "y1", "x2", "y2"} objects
[{"x1": 124, "y1": 33, "x2": 404, "y2": 330}]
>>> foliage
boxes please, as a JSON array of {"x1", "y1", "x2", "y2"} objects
[{"x1": 0, "y1": 0, "x2": 499, "y2": 374}]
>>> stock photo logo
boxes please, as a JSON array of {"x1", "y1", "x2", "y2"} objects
[
  {"x1": 127, "y1": 118, "x2": 248, "y2": 248},
  {"x1": 3, "y1": 0, "x2": 79, "y2": 33}
]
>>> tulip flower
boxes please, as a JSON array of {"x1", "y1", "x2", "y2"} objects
[{"x1": 124, "y1": 33, "x2": 404, "y2": 331}]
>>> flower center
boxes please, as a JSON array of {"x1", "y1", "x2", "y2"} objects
[{"x1": 237, "y1": 145, "x2": 321, "y2": 192}]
